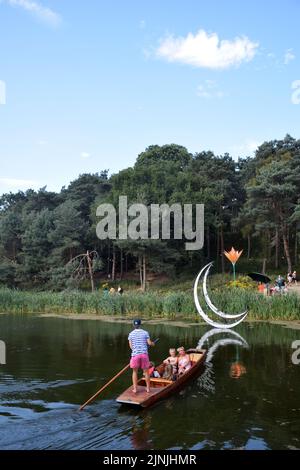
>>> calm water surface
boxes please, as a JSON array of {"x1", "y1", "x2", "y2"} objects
[{"x1": 0, "y1": 314, "x2": 300, "y2": 450}]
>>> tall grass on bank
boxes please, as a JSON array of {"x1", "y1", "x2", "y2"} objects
[{"x1": 0, "y1": 287, "x2": 299, "y2": 320}]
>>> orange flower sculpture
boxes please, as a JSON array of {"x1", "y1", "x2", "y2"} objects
[
  {"x1": 224, "y1": 247, "x2": 243, "y2": 280},
  {"x1": 224, "y1": 247, "x2": 243, "y2": 265}
]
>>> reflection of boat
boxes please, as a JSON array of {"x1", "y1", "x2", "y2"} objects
[{"x1": 116, "y1": 349, "x2": 206, "y2": 408}]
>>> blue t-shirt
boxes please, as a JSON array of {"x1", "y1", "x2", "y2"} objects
[{"x1": 128, "y1": 328, "x2": 150, "y2": 357}]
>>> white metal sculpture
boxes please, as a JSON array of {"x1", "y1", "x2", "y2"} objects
[{"x1": 193, "y1": 262, "x2": 248, "y2": 328}]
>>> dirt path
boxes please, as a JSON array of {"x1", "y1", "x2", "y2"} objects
[{"x1": 289, "y1": 285, "x2": 300, "y2": 296}]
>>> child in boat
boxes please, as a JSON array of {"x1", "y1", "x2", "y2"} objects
[
  {"x1": 163, "y1": 348, "x2": 178, "y2": 380},
  {"x1": 177, "y1": 346, "x2": 191, "y2": 376},
  {"x1": 147, "y1": 361, "x2": 160, "y2": 378},
  {"x1": 163, "y1": 348, "x2": 178, "y2": 373}
]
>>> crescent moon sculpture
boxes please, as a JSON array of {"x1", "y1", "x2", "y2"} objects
[
  {"x1": 193, "y1": 263, "x2": 248, "y2": 329},
  {"x1": 203, "y1": 262, "x2": 247, "y2": 319}
]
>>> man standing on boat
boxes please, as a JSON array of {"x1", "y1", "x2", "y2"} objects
[{"x1": 128, "y1": 319, "x2": 155, "y2": 394}]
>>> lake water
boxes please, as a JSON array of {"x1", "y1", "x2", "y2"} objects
[{"x1": 0, "y1": 314, "x2": 300, "y2": 450}]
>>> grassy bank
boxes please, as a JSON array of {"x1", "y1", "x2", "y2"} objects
[{"x1": 0, "y1": 287, "x2": 299, "y2": 321}]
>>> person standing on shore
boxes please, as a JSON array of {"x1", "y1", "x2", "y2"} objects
[
  {"x1": 128, "y1": 319, "x2": 155, "y2": 394},
  {"x1": 292, "y1": 271, "x2": 298, "y2": 285}
]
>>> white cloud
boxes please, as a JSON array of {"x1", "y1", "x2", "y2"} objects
[
  {"x1": 0, "y1": 177, "x2": 41, "y2": 190},
  {"x1": 156, "y1": 29, "x2": 259, "y2": 69},
  {"x1": 139, "y1": 19, "x2": 146, "y2": 29},
  {"x1": 244, "y1": 140, "x2": 261, "y2": 153},
  {"x1": 81, "y1": 152, "x2": 90, "y2": 159},
  {"x1": 284, "y1": 49, "x2": 295, "y2": 65},
  {"x1": 5, "y1": 0, "x2": 61, "y2": 27},
  {"x1": 291, "y1": 80, "x2": 300, "y2": 105},
  {"x1": 37, "y1": 139, "x2": 48, "y2": 145},
  {"x1": 231, "y1": 140, "x2": 261, "y2": 156},
  {"x1": 197, "y1": 80, "x2": 224, "y2": 99},
  {"x1": 0, "y1": 80, "x2": 6, "y2": 105}
]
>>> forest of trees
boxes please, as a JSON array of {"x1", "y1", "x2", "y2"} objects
[{"x1": 0, "y1": 134, "x2": 299, "y2": 291}]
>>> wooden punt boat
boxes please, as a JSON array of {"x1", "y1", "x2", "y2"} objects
[{"x1": 116, "y1": 348, "x2": 206, "y2": 408}]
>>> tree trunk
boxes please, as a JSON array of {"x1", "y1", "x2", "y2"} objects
[
  {"x1": 282, "y1": 231, "x2": 292, "y2": 272},
  {"x1": 275, "y1": 228, "x2": 279, "y2": 269},
  {"x1": 107, "y1": 242, "x2": 111, "y2": 277},
  {"x1": 262, "y1": 258, "x2": 267, "y2": 275},
  {"x1": 86, "y1": 250, "x2": 95, "y2": 292},
  {"x1": 247, "y1": 233, "x2": 251, "y2": 260},
  {"x1": 220, "y1": 225, "x2": 225, "y2": 274},
  {"x1": 295, "y1": 228, "x2": 298, "y2": 266},
  {"x1": 142, "y1": 254, "x2": 146, "y2": 292},
  {"x1": 216, "y1": 228, "x2": 219, "y2": 270},
  {"x1": 138, "y1": 256, "x2": 143, "y2": 289},
  {"x1": 125, "y1": 253, "x2": 128, "y2": 273},
  {"x1": 120, "y1": 248, "x2": 123, "y2": 280},
  {"x1": 12, "y1": 240, "x2": 16, "y2": 261},
  {"x1": 206, "y1": 225, "x2": 210, "y2": 260},
  {"x1": 112, "y1": 245, "x2": 116, "y2": 281},
  {"x1": 267, "y1": 230, "x2": 272, "y2": 260}
]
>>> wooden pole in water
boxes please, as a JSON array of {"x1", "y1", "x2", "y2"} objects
[{"x1": 79, "y1": 363, "x2": 130, "y2": 411}]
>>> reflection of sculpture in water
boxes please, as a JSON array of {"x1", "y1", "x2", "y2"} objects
[
  {"x1": 197, "y1": 360, "x2": 215, "y2": 396},
  {"x1": 197, "y1": 327, "x2": 249, "y2": 359},
  {"x1": 130, "y1": 414, "x2": 152, "y2": 450},
  {"x1": 230, "y1": 362, "x2": 247, "y2": 379},
  {"x1": 196, "y1": 328, "x2": 249, "y2": 393},
  {"x1": 229, "y1": 342, "x2": 247, "y2": 379}
]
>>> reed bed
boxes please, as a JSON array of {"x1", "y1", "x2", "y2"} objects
[{"x1": 0, "y1": 287, "x2": 299, "y2": 320}]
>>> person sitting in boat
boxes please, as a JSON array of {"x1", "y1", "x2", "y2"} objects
[
  {"x1": 147, "y1": 361, "x2": 160, "y2": 378},
  {"x1": 177, "y1": 346, "x2": 191, "y2": 377},
  {"x1": 163, "y1": 348, "x2": 178, "y2": 380}
]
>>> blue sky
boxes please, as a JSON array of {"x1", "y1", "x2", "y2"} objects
[{"x1": 0, "y1": 0, "x2": 299, "y2": 194}]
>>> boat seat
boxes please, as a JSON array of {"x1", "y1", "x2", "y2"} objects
[
  {"x1": 149, "y1": 378, "x2": 173, "y2": 384},
  {"x1": 189, "y1": 353, "x2": 202, "y2": 363}
]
